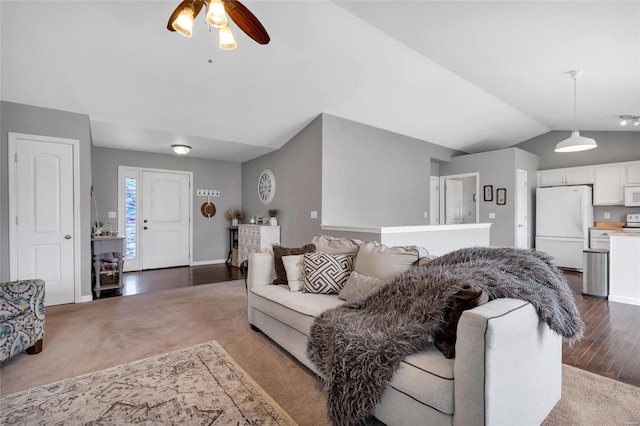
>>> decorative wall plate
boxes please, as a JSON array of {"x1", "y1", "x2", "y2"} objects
[{"x1": 258, "y1": 169, "x2": 276, "y2": 205}]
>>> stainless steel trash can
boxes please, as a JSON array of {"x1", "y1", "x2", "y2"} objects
[{"x1": 583, "y1": 248, "x2": 609, "y2": 298}]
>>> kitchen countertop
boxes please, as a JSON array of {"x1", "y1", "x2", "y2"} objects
[{"x1": 610, "y1": 232, "x2": 640, "y2": 237}]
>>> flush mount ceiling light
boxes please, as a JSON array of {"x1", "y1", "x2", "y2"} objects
[
  {"x1": 171, "y1": 144, "x2": 192, "y2": 155},
  {"x1": 555, "y1": 70, "x2": 598, "y2": 153},
  {"x1": 619, "y1": 114, "x2": 640, "y2": 126},
  {"x1": 167, "y1": 0, "x2": 270, "y2": 51}
]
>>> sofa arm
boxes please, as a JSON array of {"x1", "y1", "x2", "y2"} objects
[
  {"x1": 247, "y1": 252, "x2": 276, "y2": 291},
  {"x1": 453, "y1": 298, "x2": 562, "y2": 426}
]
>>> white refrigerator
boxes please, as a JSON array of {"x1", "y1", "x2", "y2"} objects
[{"x1": 535, "y1": 185, "x2": 594, "y2": 270}]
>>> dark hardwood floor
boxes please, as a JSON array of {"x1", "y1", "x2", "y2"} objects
[
  {"x1": 113, "y1": 264, "x2": 639, "y2": 387},
  {"x1": 562, "y1": 271, "x2": 640, "y2": 387}
]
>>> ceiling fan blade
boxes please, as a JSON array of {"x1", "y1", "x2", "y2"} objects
[
  {"x1": 224, "y1": 0, "x2": 270, "y2": 44},
  {"x1": 167, "y1": 0, "x2": 205, "y2": 32}
]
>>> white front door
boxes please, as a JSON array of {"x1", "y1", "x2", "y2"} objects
[
  {"x1": 140, "y1": 171, "x2": 191, "y2": 269},
  {"x1": 445, "y1": 179, "x2": 463, "y2": 224},
  {"x1": 516, "y1": 169, "x2": 528, "y2": 248},
  {"x1": 9, "y1": 133, "x2": 78, "y2": 306},
  {"x1": 430, "y1": 176, "x2": 440, "y2": 224}
]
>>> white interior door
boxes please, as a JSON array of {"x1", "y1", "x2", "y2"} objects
[
  {"x1": 445, "y1": 179, "x2": 463, "y2": 224},
  {"x1": 516, "y1": 169, "x2": 528, "y2": 248},
  {"x1": 141, "y1": 171, "x2": 191, "y2": 269},
  {"x1": 9, "y1": 134, "x2": 78, "y2": 306},
  {"x1": 430, "y1": 176, "x2": 440, "y2": 225}
]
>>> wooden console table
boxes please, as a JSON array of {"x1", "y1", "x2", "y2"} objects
[{"x1": 92, "y1": 235, "x2": 125, "y2": 298}]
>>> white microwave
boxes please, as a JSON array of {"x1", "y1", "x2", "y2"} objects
[{"x1": 625, "y1": 185, "x2": 640, "y2": 207}]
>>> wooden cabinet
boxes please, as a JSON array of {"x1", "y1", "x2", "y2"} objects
[
  {"x1": 594, "y1": 167, "x2": 625, "y2": 205},
  {"x1": 92, "y1": 236, "x2": 125, "y2": 298},
  {"x1": 237, "y1": 225, "x2": 280, "y2": 265},
  {"x1": 537, "y1": 167, "x2": 593, "y2": 187}
]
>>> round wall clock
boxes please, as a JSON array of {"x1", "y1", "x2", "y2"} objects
[{"x1": 258, "y1": 169, "x2": 276, "y2": 205}]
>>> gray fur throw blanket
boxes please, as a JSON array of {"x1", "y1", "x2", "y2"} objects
[{"x1": 307, "y1": 247, "x2": 584, "y2": 426}]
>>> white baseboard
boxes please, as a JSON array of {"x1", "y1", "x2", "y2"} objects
[
  {"x1": 191, "y1": 259, "x2": 227, "y2": 266},
  {"x1": 78, "y1": 295, "x2": 94, "y2": 303}
]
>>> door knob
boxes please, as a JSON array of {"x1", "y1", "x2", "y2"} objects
[
  {"x1": 144, "y1": 219, "x2": 148, "y2": 223},
  {"x1": 518, "y1": 224, "x2": 524, "y2": 228},
  {"x1": 64, "y1": 234, "x2": 72, "y2": 239},
  {"x1": 143, "y1": 226, "x2": 148, "y2": 230}
]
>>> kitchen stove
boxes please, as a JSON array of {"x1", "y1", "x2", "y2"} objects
[{"x1": 623, "y1": 213, "x2": 640, "y2": 233}]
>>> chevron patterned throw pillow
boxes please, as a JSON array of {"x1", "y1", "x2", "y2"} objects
[{"x1": 303, "y1": 252, "x2": 354, "y2": 294}]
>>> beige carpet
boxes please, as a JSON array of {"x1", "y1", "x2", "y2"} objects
[
  {"x1": 1, "y1": 341, "x2": 296, "y2": 425},
  {"x1": 1, "y1": 279, "x2": 638, "y2": 425}
]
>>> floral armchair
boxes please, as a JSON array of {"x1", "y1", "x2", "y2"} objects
[{"x1": 0, "y1": 279, "x2": 45, "y2": 363}]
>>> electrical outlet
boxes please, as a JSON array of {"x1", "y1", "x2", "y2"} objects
[
  {"x1": 604, "y1": 212, "x2": 610, "y2": 219},
  {"x1": 424, "y1": 211, "x2": 428, "y2": 218},
  {"x1": 108, "y1": 211, "x2": 116, "y2": 219},
  {"x1": 310, "y1": 211, "x2": 318, "y2": 219},
  {"x1": 489, "y1": 212, "x2": 496, "y2": 219}
]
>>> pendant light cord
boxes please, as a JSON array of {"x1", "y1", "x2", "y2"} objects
[{"x1": 572, "y1": 76, "x2": 577, "y2": 132}]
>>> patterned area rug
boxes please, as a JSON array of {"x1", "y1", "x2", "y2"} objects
[{"x1": 0, "y1": 341, "x2": 297, "y2": 425}]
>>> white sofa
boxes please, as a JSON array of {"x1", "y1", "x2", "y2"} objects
[{"x1": 247, "y1": 248, "x2": 562, "y2": 425}]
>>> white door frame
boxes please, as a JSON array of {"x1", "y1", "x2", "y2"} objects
[
  {"x1": 8, "y1": 132, "x2": 82, "y2": 303},
  {"x1": 439, "y1": 172, "x2": 480, "y2": 224},
  {"x1": 117, "y1": 166, "x2": 193, "y2": 271},
  {"x1": 516, "y1": 169, "x2": 529, "y2": 248}
]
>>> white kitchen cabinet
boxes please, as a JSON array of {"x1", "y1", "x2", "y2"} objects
[
  {"x1": 609, "y1": 233, "x2": 640, "y2": 306},
  {"x1": 593, "y1": 167, "x2": 625, "y2": 205},
  {"x1": 537, "y1": 167, "x2": 593, "y2": 187},
  {"x1": 627, "y1": 164, "x2": 640, "y2": 184},
  {"x1": 237, "y1": 224, "x2": 280, "y2": 265}
]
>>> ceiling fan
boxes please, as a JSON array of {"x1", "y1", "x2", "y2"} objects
[{"x1": 167, "y1": 0, "x2": 270, "y2": 50}]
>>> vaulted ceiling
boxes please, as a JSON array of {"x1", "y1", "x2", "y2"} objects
[{"x1": 1, "y1": 1, "x2": 638, "y2": 162}]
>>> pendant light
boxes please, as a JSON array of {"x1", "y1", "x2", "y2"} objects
[{"x1": 555, "y1": 70, "x2": 597, "y2": 153}]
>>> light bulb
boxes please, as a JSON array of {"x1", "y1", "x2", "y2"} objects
[
  {"x1": 620, "y1": 119, "x2": 627, "y2": 126},
  {"x1": 219, "y1": 26, "x2": 237, "y2": 50},
  {"x1": 172, "y1": 4, "x2": 195, "y2": 37},
  {"x1": 206, "y1": 0, "x2": 228, "y2": 28},
  {"x1": 634, "y1": 119, "x2": 640, "y2": 126}
]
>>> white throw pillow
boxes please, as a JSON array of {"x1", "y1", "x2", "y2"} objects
[
  {"x1": 338, "y1": 271, "x2": 388, "y2": 303},
  {"x1": 281, "y1": 254, "x2": 305, "y2": 292},
  {"x1": 303, "y1": 252, "x2": 354, "y2": 294}
]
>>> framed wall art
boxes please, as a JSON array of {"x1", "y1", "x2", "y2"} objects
[
  {"x1": 483, "y1": 185, "x2": 493, "y2": 202},
  {"x1": 496, "y1": 188, "x2": 507, "y2": 205}
]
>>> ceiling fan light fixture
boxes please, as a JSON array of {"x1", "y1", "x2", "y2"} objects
[
  {"x1": 172, "y1": 4, "x2": 196, "y2": 37},
  {"x1": 206, "y1": 0, "x2": 228, "y2": 28},
  {"x1": 171, "y1": 144, "x2": 192, "y2": 155},
  {"x1": 219, "y1": 25, "x2": 237, "y2": 50},
  {"x1": 554, "y1": 70, "x2": 597, "y2": 153}
]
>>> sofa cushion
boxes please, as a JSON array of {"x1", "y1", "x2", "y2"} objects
[
  {"x1": 272, "y1": 244, "x2": 316, "y2": 285},
  {"x1": 338, "y1": 271, "x2": 388, "y2": 304},
  {"x1": 303, "y1": 252, "x2": 354, "y2": 294},
  {"x1": 281, "y1": 255, "x2": 305, "y2": 292},
  {"x1": 250, "y1": 285, "x2": 344, "y2": 335},
  {"x1": 391, "y1": 346, "x2": 455, "y2": 415},
  {"x1": 312, "y1": 235, "x2": 363, "y2": 256},
  {"x1": 354, "y1": 241, "x2": 425, "y2": 281}
]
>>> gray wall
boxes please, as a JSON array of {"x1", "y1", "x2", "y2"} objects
[
  {"x1": 92, "y1": 147, "x2": 241, "y2": 263},
  {"x1": 321, "y1": 114, "x2": 460, "y2": 226},
  {"x1": 241, "y1": 115, "x2": 323, "y2": 247},
  {"x1": 515, "y1": 131, "x2": 640, "y2": 170},
  {"x1": 441, "y1": 147, "x2": 539, "y2": 247},
  {"x1": 0, "y1": 101, "x2": 93, "y2": 298},
  {"x1": 459, "y1": 176, "x2": 477, "y2": 224},
  {"x1": 514, "y1": 148, "x2": 541, "y2": 248}
]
